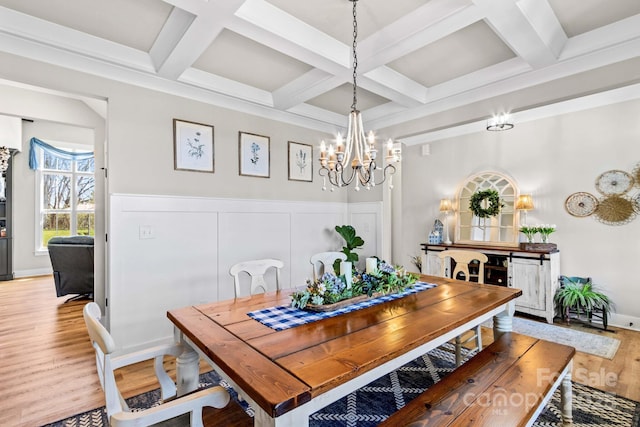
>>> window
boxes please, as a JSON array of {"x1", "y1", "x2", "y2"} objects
[
  {"x1": 456, "y1": 171, "x2": 518, "y2": 246},
  {"x1": 36, "y1": 146, "x2": 95, "y2": 251}
]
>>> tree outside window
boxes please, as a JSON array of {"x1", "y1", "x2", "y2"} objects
[{"x1": 39, "y1": 150, "x2": 94, "y2": 248}]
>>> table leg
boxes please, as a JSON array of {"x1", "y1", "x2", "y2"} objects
[
  {"x1": 253, "y1": 406, "x2": 308, "y2": 427},
  {"x1": 175, "y1": 330, "x2": 200, "y2": 396},
  {"x1": 493, "y1": 301, "x2": 515, "y2": 339},
  {"x1": 560, "y1": 360, "x2": 573, "y2": 425}
]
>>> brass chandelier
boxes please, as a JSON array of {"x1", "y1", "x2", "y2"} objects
[{"x1": 318, "y1": 0, "x2": 400, "y2": 191}]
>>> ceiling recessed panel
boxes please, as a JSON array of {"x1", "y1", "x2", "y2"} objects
[
  {"x1": 548, "y1": 0, "x2": 640, "y2": 37},
  {"x1": 192, "y1": 30, "x2": 313, "y2": 92},
  {"x1": 0, "y1": 0, "x2": 171, "y2": 52},
  {"x1": 265, "y1": 0, "x2": 429, "y2": 44},
  {"x1": 307, "y1": 83, "x2": 391, "y2": 115},
  {"x1": 387, "y1": 21, "x2": 515, "y2": 88}
]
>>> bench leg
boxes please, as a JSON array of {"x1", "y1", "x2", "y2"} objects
[
  {"x1": 560, "y1": 361, "x2": 573, "y2": 425},
  {"x1": 454, "y1": 335, "x2": 463, "y2": 367}
]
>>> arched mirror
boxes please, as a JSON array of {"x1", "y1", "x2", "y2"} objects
[{"x1": 455, "y1": 171, "x2": 519, "y2": 246}]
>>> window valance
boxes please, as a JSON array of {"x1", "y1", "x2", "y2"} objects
[{"x1": 29, "y1": 137, "x2": 94, "y2": 170}]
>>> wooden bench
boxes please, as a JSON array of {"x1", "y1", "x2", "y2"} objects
[{"x1": 380, "y1": 332, "x2": 575, "y2": 427}]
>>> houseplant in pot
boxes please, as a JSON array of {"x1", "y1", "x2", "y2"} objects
[{"x1": 554, "y1": 276, "x2": 613, "y2": 330}]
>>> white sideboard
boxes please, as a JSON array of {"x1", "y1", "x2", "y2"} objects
[{"x1": 421, "y1": 243, "x2": 560, "y2": 324}]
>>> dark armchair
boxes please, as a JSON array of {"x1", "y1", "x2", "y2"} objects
[{"x1": 47, "y1": 235, "x2": 94, "y2": 301}]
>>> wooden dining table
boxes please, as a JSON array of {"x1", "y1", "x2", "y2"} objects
[{"x1": 167, "y1": 274, "x2": 522, "y2": 426}]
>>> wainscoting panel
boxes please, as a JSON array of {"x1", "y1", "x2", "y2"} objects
[
  {"x1": 108, "y1": 194, "x2": 382, "y2": 354},
  {"x1": 349, "y1": 202, "x2": 384, "y2": 269},
  {"x1": 218, "y1": 212, "x2": 292, "y2": 301},
  {"x1": 290, "y1": 211, "x2": 346, "y2": 286}
]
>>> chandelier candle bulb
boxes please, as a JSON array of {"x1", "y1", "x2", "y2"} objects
[
  {"x1": 340, "y1": 261, "x2": 353, "y2": 289},
  {"x1": 386, "y1": 139, "x2": 394, "y2": 159}
]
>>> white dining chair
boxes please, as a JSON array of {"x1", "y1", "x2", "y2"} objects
[
  {"x1": 309, "y1": 251, "x2": 347, "y2": 281},
  {"x1": 229, "y1": 258, "x2": 284, "y2": 297},
  {"x1": 437, "y1": 250, "x2": 489, "y2": 366},
  {"x1": 82, "y1": 302, "x2": 231, "y2": 427}
]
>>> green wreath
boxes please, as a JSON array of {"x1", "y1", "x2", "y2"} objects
[{"x1": 469, "y1": 189, "x2": 503, "y2": 218}]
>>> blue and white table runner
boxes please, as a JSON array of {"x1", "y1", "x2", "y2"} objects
[{"x1": 247, "y1": 281, "x2": 437, "y2": 331}]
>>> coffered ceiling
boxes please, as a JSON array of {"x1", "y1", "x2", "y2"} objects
[{"x1": 1, "y1": 0, "x2": 640, "y2": 143}]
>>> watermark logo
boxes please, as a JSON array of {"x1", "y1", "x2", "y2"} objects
[{"x1": 461, "y1": 367, "x2": 619, "y2": 416}]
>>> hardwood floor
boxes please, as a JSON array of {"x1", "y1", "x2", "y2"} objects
[{"x1": 1, "y1": 275, "x2": 638, "y2": 426}]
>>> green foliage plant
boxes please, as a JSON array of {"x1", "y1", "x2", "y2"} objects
[
  {"x1": 332, "y1": 225, "x2": 365, "y2": 273},
  {"x1": 554, "y1": 277, "x2": 612, "y2": 322},
  {"x1": 469, "y1": 189, "x2": 503, "y2": 218}
]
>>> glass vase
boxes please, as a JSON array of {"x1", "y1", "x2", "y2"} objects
[{"x1": 541, "y1": 234, "x2": 549, "y2": 244}]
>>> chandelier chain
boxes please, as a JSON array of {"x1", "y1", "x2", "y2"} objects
[
  {"x1": 317, "y1": 0, "x2": 399, "y2": 191},
  {"x1": 351, "y1": 0, "x2": 358, "y2": 112}
]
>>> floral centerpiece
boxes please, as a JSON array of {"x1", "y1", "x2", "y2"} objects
[{"x1": 291, "y1": 259, "x2": 417, "y2": 310}]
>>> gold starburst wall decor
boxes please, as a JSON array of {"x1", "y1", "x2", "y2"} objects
[{"x1": 595, "y1": 195, "x2": 636, "y2": 225}]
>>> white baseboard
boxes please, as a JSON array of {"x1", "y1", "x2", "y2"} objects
[
  {"x1": 609, "y1": 313, "x2": 640, "y2": 332},
  {"x1": 14, "y1": 268, "x2": 52, "y2": 278}
]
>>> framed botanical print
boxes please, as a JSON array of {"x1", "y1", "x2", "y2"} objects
[
  {"x1": 288, "y1": 141, "x2": 313, "y2": 182},
  {"x1": 173, "y1": 119, "x2": 214, "y2": 173},
  {"x1": 239, "y1": 132, "x2": 270, "y2": 178}
]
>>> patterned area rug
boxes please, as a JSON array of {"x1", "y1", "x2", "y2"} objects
[{"x1": 46, "y1": 343, "x2": 639, "y2": 427}]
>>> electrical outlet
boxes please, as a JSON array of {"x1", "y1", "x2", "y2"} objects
[{"x1": 139, "y1": 225, "x2": 155, "y2": 240}]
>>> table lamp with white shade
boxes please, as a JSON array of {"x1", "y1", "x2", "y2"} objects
[{"x1": 439, "y1": 198, "x2": 453, "y2": 245}]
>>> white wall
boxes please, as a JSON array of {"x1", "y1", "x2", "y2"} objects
[
  {"x1": 109, "y1": 194, "x2": 382, "y2": 353},
  {"x1": 397, "y1": 99, "x2": 640, "y2": 330}
]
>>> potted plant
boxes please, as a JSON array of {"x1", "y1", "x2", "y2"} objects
[{"x1": 554, "y1": 276, "x2": 612, "y2": 330}]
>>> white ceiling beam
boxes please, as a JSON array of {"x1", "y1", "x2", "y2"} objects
[
  {"x1": 0, "y1": 30, "x2": 336, "y2": 134},
  {"x1": 360, "y1": 67, "x2": 426, "y2": 107},
  {"x1": 516, "y1": 0, "x2": 567, "y2": 59},
  {"x1": 361, "y1": 102, "x2": 409, "y2": 125},
  {"x1": 272, "y1": 69, "x2": 343, "y2": 110},
  {"x1": 149, "y1": 7, "x2": 194, "y2": 72},
  {"x1": 255, "y1": 0, "x2": 479, "y2": 110},
  {"x1": 179, "y1": 68, "x2": 273, "y2": 106},
  {"x1": 286, "y1": 103, "x2": 346, "y2": 129},
  {"x1": 344, "y1": 2, "x2": 483, "y2": 109},
  {"x1": 0, "y1": 6, "x2": 154, "y2": 72},
  {"x1": 154, "y1": 0, "x2": 246, "y2": 79},
  {"x1": 357, "y1": 0, "x2": 484, "y2": 71},
  {"x1": 476, "y1": 0, "x2": 560, "y2": 68},
  {"x1": 230, "y1": 0, "x2": 349, "y2": 74},
  {"x1": 371, "y1": 36, "x2": 640, "y2": 130},
  {"x1": 424, "y1": 57, "x2": 531, "y2": 104},
  {"x1": 560, "y1": 14, "x2": 640, "y2": 60},
  {"x1": 398, "y1": 82, "x2": 640, "y2": 145}
]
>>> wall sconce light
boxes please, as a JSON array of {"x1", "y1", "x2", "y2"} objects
[
  {"x1": 516, "y1": 194, "x2": 534, "y2": 224},
  {"x1": 439, "y1": 198, "x2": 453, "y2": 245}
]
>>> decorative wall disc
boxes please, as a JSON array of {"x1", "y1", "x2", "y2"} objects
[
  {"x1": 594, "y1": 195, "x2": 637, "y2": 225},
  {"x1": 595, "y1": 170, "x2": 634, "y2": 195},
  {"x1": 633, "y1": 192, "x2": 640, "y2": 214},
  {"x1": 565, "y1": 192, "x2": 598, "y2": 217},
  {"x1": 633, "y1": 163, "x2": 640, "y2": 188}
]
